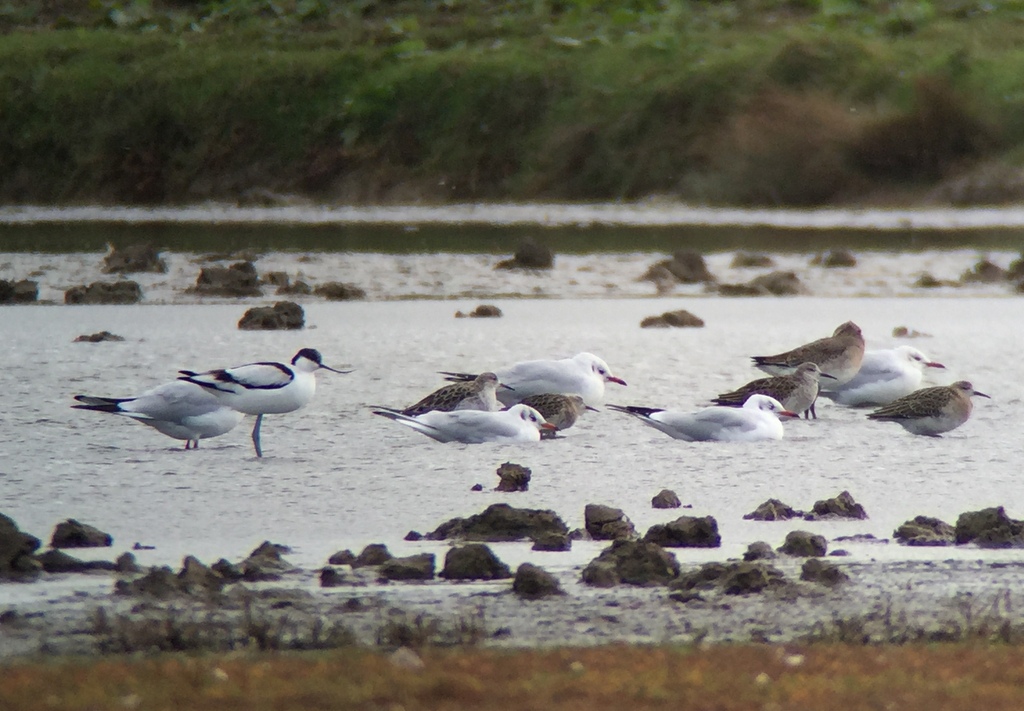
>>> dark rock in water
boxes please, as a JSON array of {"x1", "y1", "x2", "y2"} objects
[
  {"x1": 651, "y1": 489, "x2": 682, "y2": 509},
  {"x1": 37, "y1": 549, "x2": 114, "y2": 573},
  {"x1": 0, "y1": 513, "x2": 42, "y2": 578},
  {"x1": 313, "y1": 281, "x2": 367, "y2": 301},
  {"x1": 805, "y1": 491, "x2": 867, "y2": 520},
  {"x1": 238, "y1": 301, "x2": 305, "y2": 330},
  {"x1": 103, "y1": 243, "x2": 167, "y2": 274},
  {"x1": 585, "y1": 504, "x2": 637, "y2": 541},
  {"x1": 643, "y1": 515, "x2": 721, "y2": 548},
  {"x1": 531, "y1": 532, "x2": 571, "y2": 552},
  {"x1": 328, "y1": 549, "x2": 356, "y2": 566},
  {"x1": 801, "y1": 558, "x2": 849, "y2": 586},
  {"x1": 0, "y1": 279, "x2": 38, "y2": 304},
  {"x1": 581, "y1": 539, "x2": 680, "y2": 587},
  {"x1": 914, "y1": 272, "x2": 954, "y2": 289},
  {"x1": 64, "y1": 281, "x2": 143, "y2": 305},
  {"x1": 178, "y1": 556, "x2": 225, "y2": 594},
  {"x1": 115, "y1": 566, "x2": 182, "y2": 598},
  {"x1": 190, "y1": 261, "x2": 262, "y2": 297},
  {"x1": 425, "y1": 503, "x2": 569, "y2": 542},
  {"x1": 778, "y1": 530, "x2": 827, "y2": 557},
  {"x1": 743, "y1": 541, "x2": 777, "y2": 561},
  {"x1": 495, "y1": 238, "x2": 554, "y2": 270},
  {"x1": 641, "y1": 250, "x2": 715, "y2": 284},
  {"x1": 955, "y1": 506, "x2": 1024, "y2": 548},
  {"x1": 404, "y1": 531, "x2": 423, "y2": 542},
  {"x1": 50, "y1": 519, "x2": 112, "y2": 549},
  {"x1": 439, "y1": 544, "x2": 512, "y2": 580},
  {"x1": 495, "y1": 462, "x2": 531, "y2": 492},
  {"x1": 211, "y1": 558, "x2": 244, "y2": 582},
  {"x1": 456, "y1": 304, "x2": 503, "y2": 318},
  {"x1": 320, "y1": 566, "x2": 347, "y2": 588},
  {"x1": 744, "y1": 499, "x2": 801, "y2": 521},
  {"x1": 115, "y1": 552, "x2": 141, "y2": 574},
  {"x1": 1008, "y1": 253, "x2": 1024, "y2": 281},
  {"x1": 812, "y1": 249, "x2": 857, "y2": 268},
  {"x1": 353, "y1": 543, "x2": 393, "y2": 568},
  {"x1": 240, "y1": 541, "x2": 295, "y2": 581},
  {"x1": 640, "y1": 309, "x2": 705, "y2": 328},
  {"x1": 513, "y1": 563, "x2": 564, "y2": 599},
  {"x1": 277, "y1": 280, "x2": 312, "y2": 296},
  {"x1": 960, "y1": 258, "x2": 1007, "y2": 283},
  {"x1": 897, "y1": 514, "x2": 958, "y2": 549},
  {"x1": 672, "y1": 561, "x2": 784, "y2": 595},
  {"x1": 470, "y1": 484, "x2": 484, "y2": 492},
  {"x1": 731, "y1": 252, "x2": 775, "y2": 268},
  {"x1": 716, "y1": 282, "x2": 765, "y2": 297},
  {"x1": 74, "y1": 331, "x2": 125, "y2": 342},
  {"x1": 379, "y1": 554, "x2": 435, "y2": 581}
]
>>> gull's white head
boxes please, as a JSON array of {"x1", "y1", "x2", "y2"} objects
[
  {"x1": 744, "y1": 394, "x2": 799, "y2": 418},
  {"x1": 575, "y1": 352, "x2": 627, "y2": 386},
  {"x1": 508, "y1": 404, "x2": 558, "y2": 432},
  {"x1": 895, "y1": 346, "x2": 945, "y2": 371}
]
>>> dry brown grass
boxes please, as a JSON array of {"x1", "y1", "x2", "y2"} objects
[{"x1": 6, "y1": 644, "x2": 1024, "y2": 710}]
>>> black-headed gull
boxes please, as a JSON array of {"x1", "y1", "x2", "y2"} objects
[
  {"x1": 372, "y1": 403, "x2": 556, "y2": 444},
  {"x1": 609, "y1": 394, "x2": 797, "y2": 442},
  {"x1": 752, "y1": 321, "x2": 865, "y2": 386},
  {"x1": 712, "y1": 362, "x2": 835, "y2": 419},
  {"x1": 398, "y1": 372, "x2": 507, "y2": 416},
  {"x1": 441, "y1": 352, "x2": 625, "y2": 407},
  {"x1": 179, "y1": 348, "x2": 349, "y2": 457},
  {"x1": 866, "y1": 380, "x2": 988, "y2": 436},
  {"x1": 821, "y1": 346, "x2": 945, "y2": 407},
  {"x1": 72, "y1": 380, "x2": 244, "y2": 449}
]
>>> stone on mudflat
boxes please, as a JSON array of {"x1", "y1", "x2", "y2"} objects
[
  {"x1": 190, "y1": 261, "x2": 262, "y2": 297},
  {"x1": 643, "y1": 515, "x2": 721, "y2": 548},
  {"x1": 744, "y1": 498, "x2": 801, "y2": 521},
  {"x1": 238, "y1": 301, "x2": 304, "y2": 330},
  {"x1": 352, "y1": 543, "x2": 393, "y2": 568},
  {"x1": 456, "y1": 304, "x2": 503, "y2": 318},
  {"x1": 277, "y1": 280, "x2": 312, "y2": 296},
  {"x1": 439, "y1": 544, "x2": 512, "y2": 580},
  {"x1": 495, "y1": 462, "x2": 531, "y2": 492},
  {"x1": 0, "y1": 279, "x2": 38, "y2": 304},
  {"x1": 651, "y1": 489, "x2": 682, "y2": 509},
  {"x1": 641, "y1": 250, "x2": 715, "y2": 284},
  {"x1": 74, "y1": 331, "x2": 125, "y2": 342},
  {"x1": 211, "y1": 558, "x2": 244, "y2": 582},
  {"x1": 640, "y1": 309, "x2": 705, "y2": 328},
  {"x1": 103, "y1": 243, "x2": 167, "y2": 274},
  {"x1": 513, "y1": 563, "x2": 564, "y2": 599},
  {"x1": 178, "y1": 556, "x2": 225, "y2": 594},
  {"x1": 804, "y1": 491, "x2": 867, "y2": 520},
  {"x1": 954, "y1": 507, "x2": 1024, "y2": 548},
  {"x1": 425, "y1": 503, "x2": 569, "y2": 542},
  {"x1": 778, "y1": 530, "x2": 827, "y2": 557},
  {"x1": 50, "y1": 519, "x2": 112, "y2": 549},
  {"x1": 673, "y1": 561, "x2": 785, "y2": 595},
  {"x1": 64, "y1": 281, "x2": 142, "y2": 305},
  {"x1": 744, "y1": 541, "x2": 777, "y2": 561},
  {"x1": 495, "y1": 238, "x2": 554, "y2": 270},
  {"x1": 531, "y1": 532, "x2": 571, "y2": 552},
  {"x1": 580, "y1": 539, "x2": 680, "y2": 587},
  {"x1": 801, "y1": 558, "x2": 849, "y2": 586},
  {"x1": 240, "y1": 541, "x2": 295, "y2": 581},
  {"x1": 584, "y1": 504, "x2": 637, "y2": 541},
  {"x1": 0, "y1": 514, "x2": 42, "y2": 578},
  {"x1": 328, "y1": 549, "x2": 356, "y2": 566},
  {"x1": 379, "y1": 554, "x2": 435, "y2": 581},
  {"x1": 812, "y1": 249, "x2": 857, "y2": 268},
  {"x1": 893, "y1": 515, "x2": 956, "y2": 546},
  {"x1": 731, "y1": 252, "x2": 775, "y2": 268},
  {"x1": 960, "y1": 259, "x2": 1007, "y2": 283},
  {"x1": 115, "y1": 552, "x2": 141, "y2": 574},
  {"x1": 313, "y1": 282, "x2": 366, "y2": 300},
  {"x1": 748, "y1": 270, "x2": 803, "y2": 295},
  {"x1": 37, "y1": 549, "x2": 114, "y2": 573}
]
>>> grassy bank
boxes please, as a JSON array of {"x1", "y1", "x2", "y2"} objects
[
  {"x1": 6, "y1": 644, "x2": 1024, "y2": 710},
  {"x1": 4, "y1": 1, "x2": 1024, "y2": 206}
]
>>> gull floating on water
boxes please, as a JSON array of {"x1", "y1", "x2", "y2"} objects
[
  {"x1": 72, "y1": 380, "x2": 245, "y2": 449},
  {"x1": 752, "y1": 321, "x2": 865, "y2": 386},
  {"x1": 712, "y1": 362, "x2": 834, "y2": 419},
  {"x1": 609, "y1": 394, "x2": 797, "y2": 442},
  {"x1": 441, "y1": 352, "x2": 626, "y2": 407},
  {"x1": 180, "y1": 348, "x2": 349, "y2": 457},
  {"x1": 398, "y1": 372, "x2": 507, "y2": 416},
  {"x1": 372, "y1": 403, "x2": 556, "y2": 444},
  {"x1": 821, "y1": 346, "x2": 945, "y2": 407},
  {"x1": 866, "y1": 380, "x2": 989, "y2": 436}
]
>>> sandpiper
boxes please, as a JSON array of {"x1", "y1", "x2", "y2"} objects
[
  {"x1": 398, "y1": 372, "x2": 507, "y2": 416},
  {"x1": 821, "y1": 346, "x2": 945, "y2": 407},
  {"x1": 712, "y1": 362, "x2": 835, "y2": 419},
  {"x1": 752, "y1": 321, "x2": 865, "y2": 386},
  {"x1": 866, "y1": 380, "x2": 988, "y2": 436}
]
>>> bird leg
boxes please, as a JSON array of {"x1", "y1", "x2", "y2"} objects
[{"x1": 252, "y1": 414, "x2": 264, "y2": 457}]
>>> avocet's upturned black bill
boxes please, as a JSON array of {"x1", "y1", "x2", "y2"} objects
[{"x1": 179, "y1": 348, "x2": 350, "y2": 457}]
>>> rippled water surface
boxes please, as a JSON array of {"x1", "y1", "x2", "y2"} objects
[{"x1": 2, "y1": 296, "x2": 1022, "y2": 602}]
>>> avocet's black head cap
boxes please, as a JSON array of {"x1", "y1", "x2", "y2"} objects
[{"x1": 293, "y1": 348, "x2": 323, "y2": 365}]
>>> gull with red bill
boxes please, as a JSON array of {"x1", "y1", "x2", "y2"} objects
[{"x1": 608, "y1": 394, "x2": 798, "y2": 442}]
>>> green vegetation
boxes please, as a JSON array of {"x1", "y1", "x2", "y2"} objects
[{"x1": 4, "y1": 0, "x2": 1024, "y2": 206}]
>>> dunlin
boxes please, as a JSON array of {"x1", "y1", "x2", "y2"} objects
[
  {"x1": 399, "y1": 372, "x2": 505, "y2": 416},
  {"x1": 866, "y1": 380, "x2": 988, "y2": 436},
  {"x1": 712, "y1": 362, "x2": 834, "y2": 419}
]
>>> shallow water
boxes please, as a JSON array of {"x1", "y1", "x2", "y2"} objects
[{"x1": 1, "y1": 296, "x2": 1022, "y2": 610}]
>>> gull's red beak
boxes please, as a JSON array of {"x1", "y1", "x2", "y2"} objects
[
  {"x1": 926, "y1": 361, "x2": 945, "y2": 369},
  {"x1": 779, "y1": 410, "x2": 800, "y2": 418},
  {"x1": 607, "y1": 376, "x2": 627, "y2": 386},
  {"x1": 540, "y1": 422, "x2": 559, "y2": 431}
]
